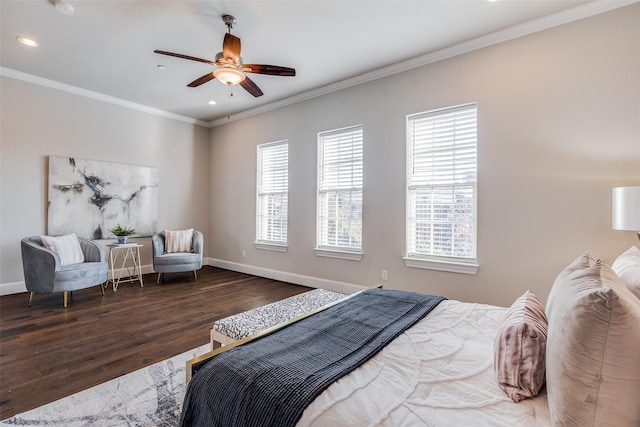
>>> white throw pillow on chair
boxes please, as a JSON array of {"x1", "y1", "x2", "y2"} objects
[
  {"x1": 164, "y1": 228, "x2": 193, "y2": 253},
  {"x1": 40, "y1": 233, "x2": 85, "y2": 266}
]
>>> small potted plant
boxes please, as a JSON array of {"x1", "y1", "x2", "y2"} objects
[{"x1": 109, "y1": 224, "x2": 135, "y2": 244}]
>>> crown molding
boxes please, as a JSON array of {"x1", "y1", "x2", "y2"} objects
[
  {"x1": 0, "y1": 67, "x2": 211, "y2": 128},
  {"x1": 210, "y1": 0, "x2": 638, "y2": 127},
  {"x1": 2, "y1": 1, "x2": 635, "y2": 129}
]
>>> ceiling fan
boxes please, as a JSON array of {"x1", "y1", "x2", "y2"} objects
[{"x1": 154, "y1": 15, "x2": 295, "y2": 97}]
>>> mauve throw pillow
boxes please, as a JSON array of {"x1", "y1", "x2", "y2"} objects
[
  {"x1": 494, "y1": 290, "x2": 548, "y2": 403},
  {"x1": 612, "y1": 245, "x2": 640, "y2": 300},
  {"x1": 545, "y1": 259, "x2": 640, "y2": 427},
  {"x1": 165, "y1": 228, "x2": 193, "y2": 253}
]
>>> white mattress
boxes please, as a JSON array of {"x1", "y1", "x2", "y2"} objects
[{"x1": 298, "y1": 300, "x2": 550, "y2": 426}]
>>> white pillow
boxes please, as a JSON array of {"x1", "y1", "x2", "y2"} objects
[
  {"x1": 40, "y1": 233, "x2": 85, "y2": 266},
  {"x1": 164, "y1": 228, "x2": 193, "y2": 253},
  {"x1": 545, "y1": 257, "x2": 640, "y2": 427},
  {"x1": 545, "y1": 252, "x2": 592, "y2": 316},
  {"x1": 612, "y1": 245, "x2": 640, "y2": 299}
]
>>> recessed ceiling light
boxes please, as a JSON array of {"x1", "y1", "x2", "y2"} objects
[
  {"x1": 157, "y1": 64, "x2": 166, "y2": 70},
  {"x1": 208, "y1": 100, "x2": 217, "y2": 105},
  {"x1": 16, "y1": 36, "x2": 38, "y2": 47}
]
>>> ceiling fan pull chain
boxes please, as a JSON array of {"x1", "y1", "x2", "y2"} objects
[{"x1": 227, "y1": 84, "x2": 234, "y2": 119}]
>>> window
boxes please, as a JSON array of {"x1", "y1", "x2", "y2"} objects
[
  {"x1": 405, "y1": 103, "x2": 478, "y2": 274},
  {"x1": 256, "y1": 140, "x2": 288, "y2": 251},
  {"x1": 316, "y1": 125, "x2": 363, "y2": 260}
]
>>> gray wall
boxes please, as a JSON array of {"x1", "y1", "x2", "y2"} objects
[
  {"x1": 0, "y1": 77, "x2": 210, "y2": 292},
  {"x1": 208, "y1": 6, "x2": 640, "y2": 307}
]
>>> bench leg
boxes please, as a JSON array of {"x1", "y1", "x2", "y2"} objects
[{"x1": 210, "y1": 329, "x2": 223, "y2": 351}]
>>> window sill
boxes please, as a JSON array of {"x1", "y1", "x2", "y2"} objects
[
  {"x1": 254, "y1": 242, "x2": 288, "y2": 252},
  {"x1": 314, "y1": 248, "x2": 363, "y2": 261},
  {"x1": 403, "y1": 257, "x2": 479, "y2": 275}
]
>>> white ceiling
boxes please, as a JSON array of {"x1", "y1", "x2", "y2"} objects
[{"x1": 1, "y1": 0, "x2": 632, "y2": 125}]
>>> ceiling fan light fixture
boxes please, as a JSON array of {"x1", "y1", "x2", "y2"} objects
[{"x1": 213, "y1": 66, "x2": 246, "y2": 86}]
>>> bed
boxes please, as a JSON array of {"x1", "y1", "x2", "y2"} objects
[
  {"x1": 298, "y1": 299, "x2": 550, "y2": 427},
  {"x1": 180, "y1": 251, "x2": 640, "y2": 427}
]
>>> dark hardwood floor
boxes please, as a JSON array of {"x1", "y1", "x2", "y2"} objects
[{"x1": 0, "y1": 266, "x2": 311, "y2": 420}]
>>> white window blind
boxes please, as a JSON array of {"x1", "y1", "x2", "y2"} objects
[
  {"x1": 317, "y1": 126, "x2": 363, "y2": 252},
  {"x1": 256, "y1": 140, "x2": 288, "y2": 244},
  {"x1": 406, "y1": 103, "x2": 477, "y2": 265}
]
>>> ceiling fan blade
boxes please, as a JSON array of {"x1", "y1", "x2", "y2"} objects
[
  {"x1": 223, "y1": 33, "x2": 241, "y2": 62},
  {"x1": 242, "y1": 64, "x2": 296, "y2": 76},
  {"x1": 239, "y1": 76, "x2": 263, "y2": 97},
  {"x1": 154, "y1": 50, "x2": 216, "y2": 66},
  {"x1": 187, "y1": 72, "x2": 216, "y2": 87}
]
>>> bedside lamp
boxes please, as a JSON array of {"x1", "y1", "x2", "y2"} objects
[{"x1": 612, "y1": 186, "x2": 640, "y2": 243}]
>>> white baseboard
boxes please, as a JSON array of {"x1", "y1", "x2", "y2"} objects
[
  {"x1": 1, "y1": 281, "x2": 28, "y2": 296},
  {"x1": 0, "y1": 264, "x2": 156, "y2": 296},
  {"x1": 205, "y1": 257, "x2": 372, "y2": 294},
  {"x1": 107, "y1": 264, "x2": 155, "y2": 280},
  {"x1": 0, "y1": 260, "x2": 372, "y2": 296}
]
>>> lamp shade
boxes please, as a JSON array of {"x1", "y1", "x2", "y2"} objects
[{"x1": 612, "y1": 186, "x2": 640, "y2": 231}]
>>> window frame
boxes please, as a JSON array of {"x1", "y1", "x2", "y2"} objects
[
  {"x1": 315, "y1": 125, "x2": 364, "y2": 261},
  {"x1": 404, "y1": 103, "x2": 479, "y2": 274},
  {"x1": 255, "y1": 139, "x2": 289, "y2": 252}
]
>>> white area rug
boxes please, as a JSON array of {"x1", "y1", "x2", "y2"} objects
[{"x1": 1, "y1": 344, "x2": 211, "y2": 426}]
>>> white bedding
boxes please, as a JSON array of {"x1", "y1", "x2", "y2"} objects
[{"x1": 299, "y1": 300, "x2": 550, "y2": 426}]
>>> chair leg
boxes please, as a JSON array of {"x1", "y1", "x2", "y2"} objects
[
  {"x1": 28, "y1": 292, "x2": 34, "y2": 307},
  {"x1": 156, "y1": 272, "x2": 162, "y2": 284},
  {"x1": 193, "y1": 270, "x2": 198, "y2": 281},
  {"x1": 63, "y1": 291, "x2": 69, "y2": 308}
]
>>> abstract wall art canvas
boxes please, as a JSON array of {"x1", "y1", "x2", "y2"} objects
[{"x1": 48, "y1": 156, "x2": 158, "y2": 239}]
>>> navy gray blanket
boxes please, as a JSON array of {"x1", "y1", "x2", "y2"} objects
[{"x1": 179, "y1": 288, "x2": 446, "y2": 427}]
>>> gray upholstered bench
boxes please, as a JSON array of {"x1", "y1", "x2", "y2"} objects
[{"x1": 210, "y1": 288, "x2": 347, "y2": 350}]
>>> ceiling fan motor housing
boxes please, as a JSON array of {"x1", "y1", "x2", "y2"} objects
[
  {"x1": 215, "y1": 52, "x2": 242, "y2": 67},
  {"x1": 222, "y1": 15, "x2": 237, "y2": 30}
]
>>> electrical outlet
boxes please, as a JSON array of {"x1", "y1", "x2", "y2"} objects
[
  {"x1": 381, "y1": 269, "x2": 388, "y2": 281},
  {"x1": 242, "y1": 250, "x2": 246, "y2": 258}
]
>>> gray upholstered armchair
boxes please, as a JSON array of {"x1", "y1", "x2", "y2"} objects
[
  {"x1": 21, "y1": 236, "x2": 108, "y2": 307},
  {"x1": 152, "y1": 230, "x2": 203, "y2": 283}
]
